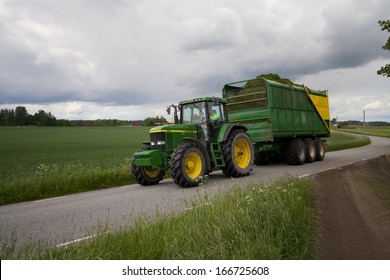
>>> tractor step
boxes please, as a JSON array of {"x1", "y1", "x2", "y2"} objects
[{"x1": 210, "y1": 143, "x2": 225, "y2": 167}]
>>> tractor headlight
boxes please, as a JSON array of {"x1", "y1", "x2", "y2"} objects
[{"x1": 157, "y1": 141, "x2": 165, "y2": 145}]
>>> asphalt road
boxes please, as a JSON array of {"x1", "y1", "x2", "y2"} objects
[{"x1": 1, "y1": 135, "x2": 389, "y2": 250}]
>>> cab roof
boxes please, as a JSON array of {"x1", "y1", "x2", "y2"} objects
[{"x1": 179, "y1": 96, "x2": 227, "y2": 106}]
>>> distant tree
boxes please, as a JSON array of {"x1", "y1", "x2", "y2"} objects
[
  {"x1": 56, "y1": 119, "x2": 71, "y2": 126},
  {"x1": 377, "y1": 20, "x2": 390, "y2": 77},
  {"x1": 142, "y1": 116, "x2": 168, "y2": 126},
  {"x1": 15, "y1": 106, "x2": 28, "y2": 126},
  {"x1": 33, "y1": 110, "x2": 57, "y2": 126},
  {"x1": 0, "y1": 108, "x2": 15, "y2": 126}
]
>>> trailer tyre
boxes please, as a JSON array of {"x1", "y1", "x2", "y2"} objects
[
  {"x1": 170, "y1": 142, "x2": 205, "y2": 188},
  {"x1": 315, "y1": 139, "x2": 326, "y2": 161},
  {"x1": 303, "y1": 138, "x2": 316, "y2": 163},
  {"x1": 130, "y1": 147, "x2": 165, "y2": 186},
  {"x1": 286, "y1": 138, "x2": 306, "y2": 165},
  {"x1": 254, "y1": 153, "x2": 270, "y2": 166},
  {"x1": 222, "y1": 130, "x2": 254, "y2": 177}
]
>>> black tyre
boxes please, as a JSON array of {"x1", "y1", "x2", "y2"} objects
[
  {"x1": 170, "y1": 142, "x2": 206, "y2": 188},
  {"x1": 286, "y1": 138, "x2": 306, "y2": 165},
  {"x1": 130, "y1": 147, "x2": 165, "y2": 186},
  {"x1": 303, "y1": 138, "x2": 316, "y2": 163},
  {"x1": 315, "y1": 139, "x2": 326, "y2": 161},
  {"x1": 222, "y1": 130, "x2": 254, "y2": 177},
  {"x1": 254, "y1": 153, "x2": 270, "y2": 166}
]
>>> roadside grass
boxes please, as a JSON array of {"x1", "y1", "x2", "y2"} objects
[
  {"x1": 326, "y1": 130, "x2": 371, "y2": 152},
  {"x1": 0, "y1": 126, "x2": 371, "y2": 205},
  {"x1": 339, "y1": 126, "x2": 390, "y2": 138},
  {"x1": 2, "y1": 177, "x2": 314, "y2": 260}
]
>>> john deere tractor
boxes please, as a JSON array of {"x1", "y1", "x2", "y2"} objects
[{"x1": 130, "y1": 97, "x2": 254, "y2": 188}]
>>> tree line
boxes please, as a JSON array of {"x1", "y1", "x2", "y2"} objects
[
  {"x1": 0, "y1": 106, "x2": 168, "y2": 127},
  {"x1": 0, "y1": 106, "x2": 57, "y2": 126}
]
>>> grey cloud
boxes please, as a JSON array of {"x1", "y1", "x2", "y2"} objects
[{"x1": 0, "y1": 0, "x2": 389, "y2": 121}]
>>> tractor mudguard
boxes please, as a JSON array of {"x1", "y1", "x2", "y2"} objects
[
  {"x1": 217, "y1": 124, "x2": 248, "y2": 143},
  {"x1": 134, "y1": 149, "x2": 163, "y2": 167}
]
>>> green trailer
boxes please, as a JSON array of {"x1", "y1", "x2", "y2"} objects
[{"x1": 223, "y1": 77, "x2": 331, "y2": 165}]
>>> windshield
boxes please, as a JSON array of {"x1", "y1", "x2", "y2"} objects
[{"x1": 181, "y1": 102, "x2": 206, "y2": 124}]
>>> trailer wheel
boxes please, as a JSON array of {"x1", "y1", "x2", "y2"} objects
[
  {"x1": 130, "y1": 147, "x2": 165, "y2": 186},
  {"x1": 303, "y1": 138, "x2": 316, "y2": 163},
  {"x1": 222, "y1": 130, "x2": 254, "y2": 177},
  {"x1": 286, "y1": 138, "x2": 306, "y2": 165},
  {"x1": 254, "y1": 153, "x2": 270, "y2": 166},
  {"x1": 170, "y1": 142, "x2": 205, "y2": 188},
  {"x1": 315, "y1": 139, "x2": 326, "y2": 161}
]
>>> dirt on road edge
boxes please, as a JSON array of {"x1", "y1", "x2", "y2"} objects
[{"x1": 312, "y1": 155, "x2": 390, "y2": 260}]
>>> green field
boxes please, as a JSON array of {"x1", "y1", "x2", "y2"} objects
[
  {"x1": 0, "y1": 126, "x2": 371, "y2": 205},
  {"x1": 0, "y1": 126, "x2": 150, "y2": 205},
  {"x1": 339, "y1": 126, "x2": 390, "y2": 138},
  {"x1": 326, "y1": 130, "x2": 371, "y2": 151}
]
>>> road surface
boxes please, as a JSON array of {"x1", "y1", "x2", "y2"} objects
[{"x1": 1, "y1": 135, "x2": 389, "y2": 251}]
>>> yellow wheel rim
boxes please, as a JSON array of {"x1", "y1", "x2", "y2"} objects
[
  {"x1": 234, "y1": 138, "x2": 251, "y2": 169},
  {"x1": 143, "y1": 167, "x2": 161, "y2": 178},
  {"x1": 184, "y1": 151, "x2": 202, "y2": 179}
]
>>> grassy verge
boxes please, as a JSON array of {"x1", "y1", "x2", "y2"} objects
[
  {"x1": 2, "y1": 177, "x2": 314, "y2": 260},
  {"x1": 325, "y1": 130, "x2": 371, "y2": 152}
]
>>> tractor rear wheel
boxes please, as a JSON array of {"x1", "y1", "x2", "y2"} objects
[
  {"x1": 170, "y1": 142, "x2": 206, "y2": 188},
  {"x1": 130, "y1": 147, "x2": 165, "y2": 186},
  {"x1": 222, "y1": 130, "x2": 254, "y2": 177}
]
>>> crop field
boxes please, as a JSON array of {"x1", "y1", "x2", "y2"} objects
[
  {"x1": 0, "y1": 126, "x2": 150, "y2": 205},
  {"x1": 325, "y1": 130, "x2": 371, "y2": 151},
  {"x1": 339, "y1": 126, "x2": 390, "y2": 138},
  {"x1": 0, "y1": 126, "x2": 370, "y2": 205}
]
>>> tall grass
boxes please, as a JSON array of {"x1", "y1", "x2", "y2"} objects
[{"x1": 4, "y1": 177, "x2": 314, "y2": 260}]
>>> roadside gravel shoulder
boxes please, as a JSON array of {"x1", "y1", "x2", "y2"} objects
[{"x1": 312, "y1": 155, "x2": 390, "y2": 259}]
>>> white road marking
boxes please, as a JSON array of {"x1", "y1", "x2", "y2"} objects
[
  {"x1": 34, "y1": 196, "x2": 67, "y2": 203},
  {"x1": 56, "y1": 231, "x2": 110, "y2": 248},
  {"x1": 298, "y1": 174, "x2": 311, "y2": 178}
]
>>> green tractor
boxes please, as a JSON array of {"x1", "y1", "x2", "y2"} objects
[{"x1": 130, "y1": 97, "x2": 254, "y2": 188}]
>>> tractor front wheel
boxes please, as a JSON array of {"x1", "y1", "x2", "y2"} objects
[{"x1": 170, "y1": 142, "x2": 206, "y2": 188}]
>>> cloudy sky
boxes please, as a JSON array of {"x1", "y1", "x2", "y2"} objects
[{"x1": 1, "y1": 0, "x2": 389, "y2": 122}]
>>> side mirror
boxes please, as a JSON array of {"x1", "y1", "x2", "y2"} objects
[{"x1": 167, "y1": 106, "x2": 171, "y2": 115}]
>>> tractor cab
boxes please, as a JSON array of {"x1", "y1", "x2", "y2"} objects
[{"x1": 176, "y1": 97, "x2": 228, "y2": 142}]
